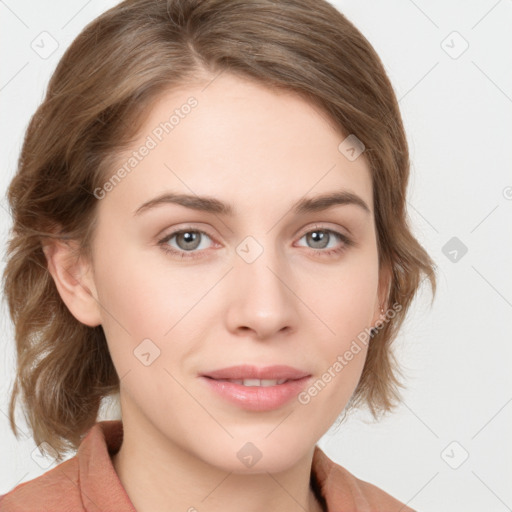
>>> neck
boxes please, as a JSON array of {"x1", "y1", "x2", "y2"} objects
[{"x1": 111, "y1": 415, "x2": 325, "y2": 512}]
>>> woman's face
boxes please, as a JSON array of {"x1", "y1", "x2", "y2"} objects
[{"x1": 86, "y1": 72, "x2": 385, "y2": 472}]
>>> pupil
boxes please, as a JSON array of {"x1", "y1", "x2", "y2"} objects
[
  {"x1": 180, "y1": 231, "x2": 198, "y2": 249},
  {"x1": 310, "y1": 230, "x2": 328, "y2": 248}
]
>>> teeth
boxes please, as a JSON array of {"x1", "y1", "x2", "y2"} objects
[{"x1": 223, "y1": 378, "x2": 288, "y2": 386}]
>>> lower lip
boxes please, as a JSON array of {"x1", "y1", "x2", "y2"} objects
[{"x1": 200, "y1": 376, "x2": 311, "y2": 412}]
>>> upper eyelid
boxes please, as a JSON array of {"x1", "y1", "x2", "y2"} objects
[{"x1": 160, "y1": 223, "x2": 350, "y2": 245}]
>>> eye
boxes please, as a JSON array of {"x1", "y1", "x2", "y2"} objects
[
  {"x1": 295, "y1": 226, "x2": 354, "y2": 257},
  {"x1": 158, "y1": 227, "x2": 215, "y2": 259},
  {"x1": 157, "y1": 224, "x2": 354, "y2": 260}
]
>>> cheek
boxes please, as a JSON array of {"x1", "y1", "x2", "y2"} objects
[
  {"x1": 297, "y1": 253, "x2": 378, "y2": 412},
  {"x1": 92, "y1": 241, "x2": 213, "y2": 370},
  {"x1": 305, "y1": 252, "x2": 379, "y2": 343},
  {"x1": 91, "y1": 245, "x2": 167, "y2": 364}
]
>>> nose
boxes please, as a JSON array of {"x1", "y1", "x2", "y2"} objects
[{"x1": 223, "y1": 237, "x2": 299, "y2": 340}]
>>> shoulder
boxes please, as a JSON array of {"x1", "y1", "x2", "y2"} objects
[
  {"x1": 342, "y1": 468, "x2": 417, "y2": 512},
  {"x1": 0, "y1": 456, "x2": 81, "y2": 511},
  {"x1": 312, "y1": 446, "x2": 417, "y2": 512},
  {"x1": 0, "y1": 420, "x2": 129, "y2": 512}
]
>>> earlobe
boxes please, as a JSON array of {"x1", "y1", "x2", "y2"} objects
[{"x1": 42, "y1": 239, "x2": 102, "y2": 327}]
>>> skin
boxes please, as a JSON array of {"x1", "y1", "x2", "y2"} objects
[{"x1": 44, "y1": 71, "x2": 390, "y2": 512}]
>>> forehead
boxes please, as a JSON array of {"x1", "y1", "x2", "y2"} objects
[{"x1": 99, "y1": 73, "x2": 373, "y2": 219}]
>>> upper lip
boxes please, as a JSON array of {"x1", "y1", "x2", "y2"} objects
[{"x1": 201, "y1": 365, "x2": 311, "y2": 381}]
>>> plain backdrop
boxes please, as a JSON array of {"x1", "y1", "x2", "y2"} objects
[{"x1": 1, "y1": 1, "x2": 511, "y2": 511}]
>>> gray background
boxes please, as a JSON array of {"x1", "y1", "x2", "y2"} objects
[{"x1": 1, "y1": 1, "x2": 511, "y2": 510}]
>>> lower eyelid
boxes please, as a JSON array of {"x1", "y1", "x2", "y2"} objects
[
  {"x1": 159, "y1": 226, "x2": 352, "y2": 256},
  {"x1": 160, "y1": 229, "x2": 215, "y2": 248},
  {"x1": 296, "y1": 229, "x2": 351, "y2": 247}
]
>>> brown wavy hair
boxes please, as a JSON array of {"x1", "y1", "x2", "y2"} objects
[{"x1": 2, "y1": 0, "x2": 436, "y2": 462}]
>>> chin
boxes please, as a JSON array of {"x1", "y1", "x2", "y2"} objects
[{"x1": 193, "y1": 434, "x2": 312, "y2": 474}]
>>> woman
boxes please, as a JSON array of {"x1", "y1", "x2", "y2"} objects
[{"x1": 0, "y1": 0, "x2": 436, "y2": 510}]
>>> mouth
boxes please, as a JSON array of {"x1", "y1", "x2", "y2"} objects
[
  {"x1": 202, "y1": 377, "x2": 291, "y2": 386},
  {"x1": 200, "y1": 364, "x2": 311, "y2": 382},
  {"x1": 199, "y1": 365, "x2": 312, "y2": 411}
]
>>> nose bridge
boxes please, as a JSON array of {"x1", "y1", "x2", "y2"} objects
[
  {"x1": 226, "y1": 232, "x2": 297, "y2": 337},
  {"x1": 236, "y1": 233, "x2": 288, "y2": 301}
]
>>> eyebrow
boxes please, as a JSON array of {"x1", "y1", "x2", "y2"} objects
[{"x1": 133, "y1": 189, "x2": 371, "y2": 217}]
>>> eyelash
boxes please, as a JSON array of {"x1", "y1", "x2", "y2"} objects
[{"x1": 157, "y1": 224, "x2": 354, "y2": 261}]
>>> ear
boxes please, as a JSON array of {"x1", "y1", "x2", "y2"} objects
[
  {"x1": 42, "y1": 239, "x2": 102, "y2": 327},
  {"x1": 371, "y1": 262, "x2": 393, "y2": 328}
]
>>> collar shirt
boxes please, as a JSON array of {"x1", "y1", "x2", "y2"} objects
[{"x1": 0, "y1": 420, "x2": 415, "y2": 512}]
